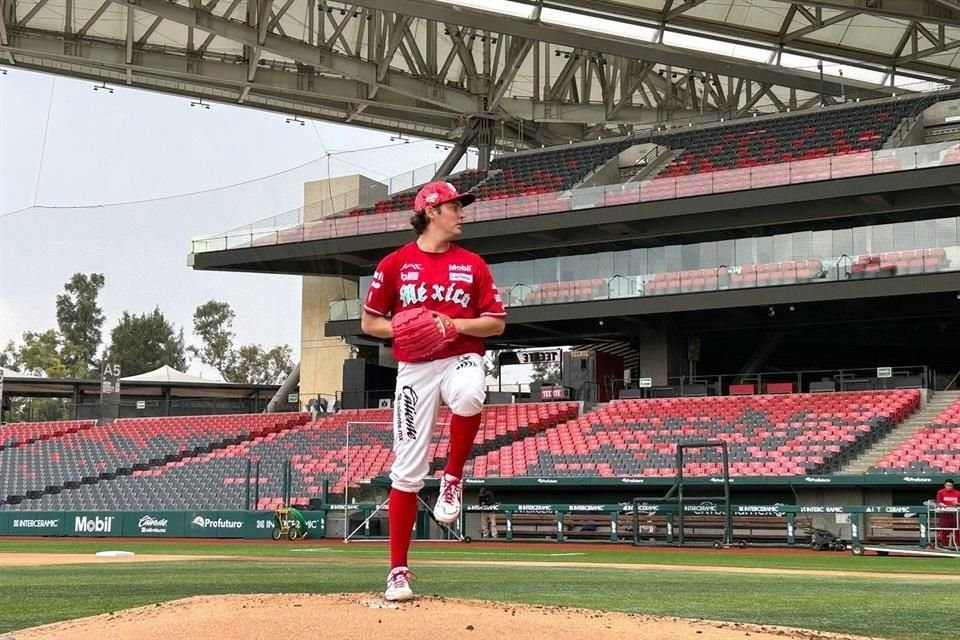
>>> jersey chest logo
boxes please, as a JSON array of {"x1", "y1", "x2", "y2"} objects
[{"x1": 399, "y1": 282, "x2": 471, "y2": 309}]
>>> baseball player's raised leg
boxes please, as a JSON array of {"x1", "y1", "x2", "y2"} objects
[
  {"x1": 433, "y1": 353, "x2": 486, "y2": 524},
  {"x1": 386, "y1": 361, "x2": 441, "y2": 601}
]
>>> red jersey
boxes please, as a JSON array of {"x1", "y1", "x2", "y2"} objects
[
  {"x1": 363, "y1": 242, "x2": 506, "y2": 363},
  {"x1": 937, "y1": 488, "x2": 960, "y2": 507}
]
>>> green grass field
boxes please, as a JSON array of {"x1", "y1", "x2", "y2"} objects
[{"x1": 2, "y1": 539, "x2": 959, "y2": 639}]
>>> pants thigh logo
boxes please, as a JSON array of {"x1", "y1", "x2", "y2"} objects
[
  {"x1": 455, "y1": 356, "x2": 478, "y2": 371},
  {"x1": 396, "y1": 385, "x2": 419, "y2": 442}
]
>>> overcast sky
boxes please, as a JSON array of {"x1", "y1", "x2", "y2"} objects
[
  {"x1": 0, "y1": 3, "x2": 931, "y2": 385},
  {"x1": 0, "y1": 69, "x2": 462, "y2": 379}
]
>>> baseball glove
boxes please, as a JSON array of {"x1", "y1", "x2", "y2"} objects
[{"x1": 391, "y1": 307, "x2": 458, "y2": 361}]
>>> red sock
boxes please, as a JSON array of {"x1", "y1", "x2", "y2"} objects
[
  {"x1": 444, "y1": 413, "x2": 482, "y2": 479},
  {"x1": 389, "y1": 488, "x2": 418, "y2": 569}
]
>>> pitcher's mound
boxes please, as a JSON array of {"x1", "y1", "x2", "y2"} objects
[{"x1": 12, "y1": 594, "x2": 878, "y2": 640}]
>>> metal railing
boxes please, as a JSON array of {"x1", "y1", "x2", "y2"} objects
[
  {"x1": 329, "y1": 249, "x2": 958, "y2": 320},
  {"x1": 191, "y1": 160, "x2": 457, "y2": 250},
  {"x1": 614, "y1": 365, "x2": 931, "y2": 397},
  {"x1": 192, "y1": 139, "x2": 960, "y2": 254}
]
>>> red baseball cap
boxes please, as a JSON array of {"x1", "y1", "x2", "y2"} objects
[{"x1": 414, "y1": 181, "x2": 476, "y2": 213}]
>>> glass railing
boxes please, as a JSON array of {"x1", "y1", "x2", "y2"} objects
[
  {"x1": 191, "y1": 140, "x2": 960, "y2": 254},
  {"x1": 328, "y1": 247, "x2": 959, "y2": 321}
]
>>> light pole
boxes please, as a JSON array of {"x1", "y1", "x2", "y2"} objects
[{"x1": 818, "y1": 60, "x2": 825, "y2": 106}]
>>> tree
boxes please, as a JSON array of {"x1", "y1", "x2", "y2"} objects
[
  {"x1": 0, "y1": 341, "x2": 17, "y2": 370},
  {"x1": 1, "y1": 333, "x2": 70, "y2": 422},
  {"x1": 107, "y1": 308, "x2": 186, "y2": 376},
  {"x1": 531, "y1": 360, "x2": 562, "y2": 385},
  {"x1": 226, "y1": 344, "x2": 294, "y2": 385},
  {"x1": 56, "y1": 273, "x2": 106, "y2": 377},
  {"x1": 484, "y1": 349, "x2": 503, "y2": 380},
  {"x1": 190, "y1": 300, "x2": 295, "y2": 384},
  {"x1": 189, "y1": 300, "x2": 236, "y2": 375},
  {"x1": 14, "y1": 330, "x2": 70, "y2": 378}
]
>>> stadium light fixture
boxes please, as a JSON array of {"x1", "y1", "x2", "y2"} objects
[
  {"x1": 93, "y1": 82, "x2": 113, "y2": 94},
  {"x1": 286, "y1": 115, "x2": 305, "y2": 126},
  {"x1": 190, "y1": 98, "x2": 211, "y2": 110}
]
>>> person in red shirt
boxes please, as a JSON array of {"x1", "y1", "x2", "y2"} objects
[
  {"x1": 935, "y1": 478, "x2": 960, "y2": 548},
  {"x1": 360, "y1": 181, "x2": 506, "y2": 601}
]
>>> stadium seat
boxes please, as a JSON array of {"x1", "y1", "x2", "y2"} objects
[
  {"x1": 653, "y1": 98, "x2": 933, "y2": 180},
  {"x1": 0, "y1": 413, "x2": 310, "y2": 508},
  {"x1": 2, "y1": 404, "x2": 578, "y2": 511},
  {"x1": 872, "y1": 397, "x2": 960, "y2": 474},
  {"x1": 464, "y1": 391, "x2": 919, "y2": 479},
  {"x1": 0, "y1": 420, "x2": 96, "y2": 449}
]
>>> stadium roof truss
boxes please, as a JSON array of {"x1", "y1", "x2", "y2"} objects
[{"x1": 1, "y1": 0, "x2": 958, "y2": 148}]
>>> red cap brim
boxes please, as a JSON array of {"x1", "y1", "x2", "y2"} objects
[
  {"x1": 415, "y1": 190, "x2": 476, "y2": 213},
  {"x1": 435, "y1": 193, "x2": 475, "y2": 209},
  {"x1": 454, "y1": 193, "x2": 476, "y2": 207}
]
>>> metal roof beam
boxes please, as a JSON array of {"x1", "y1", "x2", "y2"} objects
[
  {"x1": 766, "y1": 0, "x2": 960, "y2": 29},
  {"x1": 498, "y1": 96, "x2": 699, "y2": 124},
  {"x1": 781, "y1": 10, "x2": 859, "y2": 44},
  {"x1": 663, "y1": 0, "x2": 708, "y2": 22},
  {"x1": 2, "y1": 29, "x2": 460, "y2": 128},
  {"x1": 115, "y1": 0, "x2": 481, "y2": 113},
  {"x1": 0, "y1": 0, "x2": 13, "y2": 64},
  {"x1": 347, "y1": 0, "x2": 890, "y2": 97},
  {"x1": 532, "y1": 0, "x2": 950, "y2": 81}
]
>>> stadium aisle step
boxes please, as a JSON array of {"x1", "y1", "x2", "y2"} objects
[{"x1": 838, "y1": 390, "x2": 960, "y2": 474}]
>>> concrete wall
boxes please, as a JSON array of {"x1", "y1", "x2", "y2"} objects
[
  {"x1": 302, "y1": 174, "x2": 387, "y2": 222},
  {"x1": 300, "y1": 175, "x2": 385, "y2": 409},
  {"x1": 922, "y1": 98, "x2": 960, "y2": 144},
  {"x1": 922, "y1": 98, "x2": 960, "y2": 128},
  {"x1": 577, "y1": 143, "x2": 660, "y2": 189},
  {"x1": 885, "y1": 116, "x2": 925, "y2": 148},
  {"x1": 636, "y1": 322, "x2": 686, "y2": 386}
]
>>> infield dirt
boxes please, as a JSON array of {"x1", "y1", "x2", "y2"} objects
[{"x1": 10, "y1": 593, "x2": 883, "y2": 640}]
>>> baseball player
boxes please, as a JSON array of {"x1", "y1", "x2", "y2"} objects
[
  {"x1": 935, "y1": 478, "x2": 960, "y2": 547},
  {"x1": 360, "y1": 181, "x2": 506, "y2": 601}
]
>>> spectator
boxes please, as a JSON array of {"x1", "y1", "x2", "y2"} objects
[
  {"x1": 306, "y1": 398, "x2": 319, "y2": 422},
  {"x1": 317, "y1": 396, "x2": 329, "y2": 414},
  {"x1": 936, "y1": 478, "x2": 960, "y2": 548},
  {"x1": 478, "y1": 487, "x2": 497, "y2": 539}
]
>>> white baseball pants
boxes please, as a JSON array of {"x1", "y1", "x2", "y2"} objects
[{"x1": 390, "y1": 353, "x2": 486, "y2": 493}]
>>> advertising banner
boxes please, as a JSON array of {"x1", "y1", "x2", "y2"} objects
[
  {"x1": 69, "y1": 512, "x2": 121, "y2": 537},
  {"x1": 8, "y1": 513, "x2": 64, "y2": 536},
  {"x1": 186, "y1": 511, "x2": 248, "y2": 538},
  {"x1": 300, "y1": 511, "x2": 326, "y2": 538},
  {"x1": 247, "y1": 511, "x2": 279, "y2": 539},
  {"x1": 121, "y1": 511, "x2": 186, "y2": 537},
  {"x1": 247, "y1": 510, "x2": 326, "y2": 539}
]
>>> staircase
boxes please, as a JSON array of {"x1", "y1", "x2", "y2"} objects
[{"x1": 839, "y1": 390, "x2": 960, "y2": 474}]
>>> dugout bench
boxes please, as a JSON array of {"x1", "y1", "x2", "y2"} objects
[{"x1": 461, "y1": 504, "x2": 933, "y2": 547}]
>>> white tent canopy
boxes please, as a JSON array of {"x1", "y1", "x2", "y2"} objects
[
  {"x1": 120, "y1": 365, "x2": 226, "y2": 384},
  {"x1": 2, "y1": 366, "x2": 38, "y2": 378}
]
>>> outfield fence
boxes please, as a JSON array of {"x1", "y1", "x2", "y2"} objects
[{"x1": 0, "y1": 504, "x2": 942, "y2": 547}]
